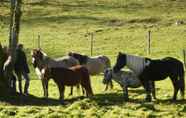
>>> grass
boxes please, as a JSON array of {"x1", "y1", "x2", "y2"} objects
[{"x1": 1, "y1": 0, "x2": 186, "y2": 117}]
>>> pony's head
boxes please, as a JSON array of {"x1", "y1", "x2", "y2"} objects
[
  {"x1": 103, "y1": 68, "x2": 113, "y2": 84},
  {"x1": 113, "y1": 52, "x2": 127, "y2": 73},
  {"x1": 31, "y1": 49, "x2": 45, "y2": 68},
  {"x1": 68, "y1": 52, "x2": 87, "y2": 64}
]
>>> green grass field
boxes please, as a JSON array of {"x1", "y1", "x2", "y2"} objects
[{"x1": 1, "y1": 0, "x2": 186, "y2": 117}]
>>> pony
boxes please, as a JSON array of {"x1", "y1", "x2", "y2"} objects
[
  {"x1": 31, "y1": 49, "x2": 80, "y2": 96},
  {"x1": 68, "y1": 52, "x2": 113, "y2": 90},
  {"x1": 113, "y1": 52, "x2": 185, "y2": 102},
  {"x1": 41, "y1": 65, "x2": 93, "y2": 103},
  {"x1": 2, "y1": 46, "x2": 17, "y2": 94},
  {"x1": 103, "y1": 68, "x2": 156, "y2": 100}
]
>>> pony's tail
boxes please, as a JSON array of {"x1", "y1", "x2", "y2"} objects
[{"x1": 179, "y1": 63, "x2": 185, "y2": 99}]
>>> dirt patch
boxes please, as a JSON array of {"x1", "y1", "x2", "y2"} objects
[{"x1": 106, "y1": 19, "x2": 124, "y2": 27}]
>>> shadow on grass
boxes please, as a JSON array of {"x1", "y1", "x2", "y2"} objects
[
  {"x1": 23, "y1": 15, "x2": 109, "y2": 26},
  {"x1": 154, "y1": 99, "x2": 186, "y2": 105},
  {"x1": 1, "y1": 91, "x2": 185, "y2": 106},
  {"x1": 91, "y1": 91, "x2": 186, "y2": 106},
  {"x1": 0, "y1": 93, "x2": 85, "y2": 106},
  {"x1": 91, "y1": 92, "x2": 143, "y2": 106}
]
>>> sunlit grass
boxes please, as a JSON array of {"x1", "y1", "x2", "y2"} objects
[{"x1": 0, "y1": 0, "x2": 186, "y2": 117}]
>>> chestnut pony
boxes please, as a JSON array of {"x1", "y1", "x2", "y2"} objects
[
  {"x1": 31, "y1": 49, "x2": 80, "y2": 96},
  {"x1": 42, "y1": 65, "x2": 94, "y2": 103}
]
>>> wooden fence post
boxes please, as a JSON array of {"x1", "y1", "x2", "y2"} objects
[
  {"x1": 38, "y1": 35, "x2": 40, "y2": 49},
  {"x1": 147, "y1": 30, "x2": 151, "y2": 55},
  {"x1": 183, "y1": 49, "x2": 186, "y2": 68},
  {"x1": 90, "y1": 33, "x2": 94, "y2": 56}
]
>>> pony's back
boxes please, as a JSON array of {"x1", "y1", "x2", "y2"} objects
[{"x1": 48, "y1": 56, "x2": 79, "y2": 68}]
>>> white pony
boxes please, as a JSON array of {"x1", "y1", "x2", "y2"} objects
[
  {"x1": 103, "y1": 68, "x2": 156, "y2": 100},
  {"x1": 68, "y1": 52, "x2": 113, "y2": 90}
]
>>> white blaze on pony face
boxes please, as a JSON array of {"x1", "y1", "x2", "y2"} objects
[
  {"x1": 41, "y1": 68, "x2": 45, "y2": 75},
  {"x1": 32, "y1": 57, "x2": 35, "y2": 64}
]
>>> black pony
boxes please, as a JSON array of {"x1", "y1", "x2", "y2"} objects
[{"x1": 113, "y1": 52, "x2": 185, "y2": 102}]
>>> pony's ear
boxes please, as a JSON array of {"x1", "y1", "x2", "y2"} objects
[
  {"x1": 68, "y1": 52, "x2": 73, "y2": 56},
  {"x1": 118, "y1": 52, "x2": 122, "y2": 55},
  {"x1": 31, "y1": 49, "x2": 37, "y2": 55},
  {"x1": 38, "y1": 48, "x2": 42, "y2": 51}
]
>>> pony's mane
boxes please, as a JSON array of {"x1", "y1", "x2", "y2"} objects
[
  {"x1": 40, "y1": 50, "x2": 47, "y2": 57},
  {"x1": 69, "y1": 52, "x2": 88, "y2": 64}
]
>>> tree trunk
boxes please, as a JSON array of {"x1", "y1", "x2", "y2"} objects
[
  {"x1": 1, "y1": 0, "x2": 22, "y2": 96},
  {"x1": 0, "y1": 44, "x2": 9, "y2": 95}
]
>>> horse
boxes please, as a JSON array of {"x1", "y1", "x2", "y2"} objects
[
  {"x1": 41, "y1": 65, "x2": 93, "y2": 103},
  {"x1": 2, "y1": 46, "x2": 17, "y2": 94},
  {"x1": 31, "y1": 49, "x2": 81, "y2": 97},
  {"x1": 68, "y1": 52, "x2": 113, "y2": 91},
  {"x1": 113, "y1": 52, "x2": 185, "y2": 102},
  {"x1": 103, "y1": 68, "x2": 156, "y2": 100}
]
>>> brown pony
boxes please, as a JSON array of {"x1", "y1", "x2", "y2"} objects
[
  {"x1": 41, "y1": 65, "x2": 93, "y2": 103},
  {"x1": 31, "y1": 49, "x2": 81, "y2": 96}
]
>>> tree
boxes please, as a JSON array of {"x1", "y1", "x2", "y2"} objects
[
  {"x1": 0, "y1": 43, "x2": 9, "y2": 95},
  {"x1": 0, "y1": 0, "x2": 22, "y2": 96}
]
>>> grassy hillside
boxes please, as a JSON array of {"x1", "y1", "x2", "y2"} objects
[{"x1": 0, "y1": 0, "x2": 186, "y2": 117}]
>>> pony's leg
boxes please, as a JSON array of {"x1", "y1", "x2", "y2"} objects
[
  {"x1": 178, "y1": 70, "x2": 185, "y2": 100},
  {"x1": 69, "y1": 86, "x2": 73, "y2": 96},
  {"x1": 41, "y1": 78, "x2": 48, "y2": 98},
  {"x1": 123, "y1": 86, "x2": 129, "y2": 101},
  {"x1": 45, "y1": 79, "x2": 48, "y2": 97},
  {"x1": 141, "y1": 79, "x2": 152, "y2": 102},
  {"x1": 170, "y1": 77, "x2": 179, "y2": 101},
  {"x1": 81, "y1": 86, "x2": 85, "y2": 95},
  {"x1": 76, "y1": 84, "x2": 81, "y2": 95},
  {"x1": 58, "y1": 84, "x2": 65, "y2": 104},
  {"x1": 110, "y1": 80, "x2": 114, "y2": 89},
  {"x1": 41, "y1": 79, "x2": 45, "y2": 97},
  {"x1": 179, "y1": 79, "x2": 185, "y2": 100},
  {"x1": 150, "y1": 81, "x2": 156, "y2": 99},
  {"x1": 104, "y1": 81, "x2": 113, "y2": 91},
  {"x1": 104, "y1": 84, "x2": 109, "y2": 91}
]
